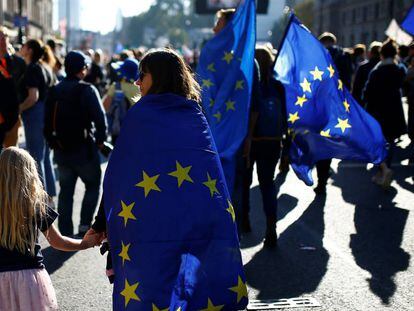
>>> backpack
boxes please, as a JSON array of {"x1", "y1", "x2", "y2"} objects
[
  {"x1": 255, "y1": 79, "x2": 286, "y2": 138},
  {"x1": 107, "y1": 82, "x2": 130, "y2": 136},
  {"x1": 44, "y1": 81, "x2": 90, "y2": 151}
]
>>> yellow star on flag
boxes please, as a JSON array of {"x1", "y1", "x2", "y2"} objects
[
  {"x1": 335, "y1": 118, "x2": 352, "y2": 133},
  {"x1": 203, "y1": 173, "x2": 220, "y2": 197},
  {"x1": 229, "y1": 276, "x2": 248, "y2": 303},
  {"x1": 295, "y1": 95, "x2": 307, "y2": 107},
  {"x1": 235, "y1": 80, "x2": 244, "y2": 90},
  {"x1": 320, "y1": 129, "x2": 331, "y2": 138},
  {"x1": 168, "y1": 161, "x2": 193, "y2": 188},
  {"x1": 338, "y1": 79, "x2": 343, "y2": 91},
  {"x1": 207, "y1": 63, "x2": 216, "y2": 72},
  {"x1": 310, "y1": 66, "x2": 324, "y2": 81},
  {"x1": 213, "y1": 111, "x2": 222, "y2": 122},
  {"x1": 152, "y1": 304, "x2": 169, "y2": 311},
  {"x1": 209, "y1": 98, "x2": 215, "y2": 107},
  {"x1": 118, "y1": 242, "x2": 131, "y2": 265},
  {"x1": 343, "y1": 99, "x2": 350, "y2": 112},
  {"x1": 288, "y1": 112, "x2": 300, "y2": 124},
  {"x1": 222, "y1": 51, "x2": 234, "y2": 64},
  {"x1": 121, "y1": 279, "x2": 140, "y2": 307},
  {"x1": 135, "y1": 171, "x2": 161, "y2": 197},
  {"x1": 226, "y1": 200, "x2": 235, "y2": 223},
  {"x1": 202, "y1": 79, "x2": 214, "y2": 88},
  {"x1": 327, "y1": 64, "x2": 335, "y2": 78},
  {"x1": 118, "y1": 201, "x2": 136, "y2": 227},
  {"x1": 200, "y1": 298, "x2": 224, "y2": 311},
  {"x1": 225, "y1": 100, "x2": 236, "y2": 111},
  {"x1": 300, "y1": 77, "x2": 312, "y2": 93}
]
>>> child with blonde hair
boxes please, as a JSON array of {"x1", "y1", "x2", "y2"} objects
[{"x1": 0, "y1": 147, "x2": 100, "y2": 311}]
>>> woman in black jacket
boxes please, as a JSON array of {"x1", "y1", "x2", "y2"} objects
[{"x1": 363, "y1": 39, "x2": 407, "y2": 188}]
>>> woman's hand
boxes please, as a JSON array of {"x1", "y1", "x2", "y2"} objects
[{"x1": 80, "y1": 229, "x2": 106, "y2": 249}]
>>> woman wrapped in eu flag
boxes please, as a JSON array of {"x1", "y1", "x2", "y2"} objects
[{"x1": 97, "y1": 49, "x2": 248, "y2": 310}]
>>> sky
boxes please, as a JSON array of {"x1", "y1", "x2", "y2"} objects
[{"x1": 80, "y1": 0, "x2": 155, "y2": 34}]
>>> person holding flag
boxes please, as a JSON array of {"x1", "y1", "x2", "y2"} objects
[
  {"x1": 94, "y1": 48, "x2": 248, "y2": 310},
  {"x1": 274, "y1": 14, "x2": 387, "y2": 187},
  {"x1": 197, "y1": 0, "x2": 258, "y2": 232}
]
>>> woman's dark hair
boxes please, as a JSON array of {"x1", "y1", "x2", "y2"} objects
[
  {"x1": 380, "y1": 39, "x2": 398, "y2": 59},
  {"x1": 25, "y1": 39, "x2": 55, "y2": 67},
  {"x1": 255, "y1": 46, "x2": 275, "y2": 85},
  {"x1": 139, "y1": 48, "x2": 201, "y2": 102}
]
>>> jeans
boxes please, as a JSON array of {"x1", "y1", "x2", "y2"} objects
[
  {"x1": 57, "y1": 150, "x2": 101, "y2": 235},
  {"x1": 21, "y1": 101, "x2": 56, "y2": 197},
  {"x1": 243, "y1": 140, "x2": 281, "y2": 221}
]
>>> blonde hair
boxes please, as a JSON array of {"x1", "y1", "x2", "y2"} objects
[{"x1": 0, "y1": 147, "x2": 47, "y2": 256}]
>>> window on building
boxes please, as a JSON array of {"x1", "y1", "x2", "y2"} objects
[
  {"x1": 363, "y1": 6, "x2": 368, "y2": 22},
  {"x1": 372, "y1": 30, "x2": 377, "y2": 42},
  {"x1": 352, "y1": 8, "x2": 356, "y2": 23},
  {"x1": 374, "y1": 3, "x2": 380, "y2": 18},
  {"x1": 350, "y1": 34, "x2": 355, "y2": 45},
  {"x1": 342, "y1": 12, "x2": 347, "y2": 25}
]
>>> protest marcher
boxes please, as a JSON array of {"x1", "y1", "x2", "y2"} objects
[
  {"x1": 19, "y1": 39, "x2": 56, "y2": 198},
  {"x1": 44, "y1": 51, "x2": 108, "y2": 237},
  {"x1": 85, "y1": 49, "x2": 105, "y2": 95},
  {"x1": 103, "y1": 58, "x2": 140, "y2": 144},
  {"x1": 0, "y1": 147, "x2": 100, "y2": 311},
  {"x1": 211, "y1": 8, "x2": 260, "y2": 233},
  {"x1": 363, "y1": 39, "x2": 407, "y2": 188},
  {"x1": 352, "y1": 41, "x2": 382, "y2": 105},
  {"x1": 404, "y1": 55, "x2": 414, "y2": 142},
  {"x1": 87, "y1": 48, "x2": 248, "y2": 310},
  {"x1": 314, "y1": 32, "x2": 354, "y2": 195},
  {"x1": 0, "y1": 26, "x2": 25, "y2": 151},
  {"x1": 241, "y1": 46, "x2": 287, "y2": 247}
]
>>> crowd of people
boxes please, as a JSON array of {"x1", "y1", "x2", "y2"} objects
[{"x1": 0, "y1": 7, "x2": 413, "y2": 309}]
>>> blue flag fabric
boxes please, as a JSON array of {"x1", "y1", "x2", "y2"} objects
[
  {"x1": 103, "y1": 94, "x2": 248, "y2": 310},
  {"x1": 402, "y1": 5, "x2": 414, "y2": 36},
  {"x1": 274, "y1": 15, "x2": 387, "y2": 186},
  {"x1": 197, "y1": 0, "x2": 256, "y2": 193}
]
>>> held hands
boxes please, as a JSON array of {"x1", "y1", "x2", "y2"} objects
[{"x1": 80, "y1": 228, "x2": 106, "y2": 249}]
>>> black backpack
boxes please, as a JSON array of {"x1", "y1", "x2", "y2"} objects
[
  {"x1": 255, "y1": 79, "x2": 287, "y2": 138},
  {"x1": 44, "y1": 81, "x2": 90, "y2": 151}
]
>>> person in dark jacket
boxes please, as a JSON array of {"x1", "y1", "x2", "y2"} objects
[
  {"x1": 363, "y1": 39, "x2": 407, "y2": 188},
  {"x1": 44, "y1": 51, "x2": 108, "y2": 236},
  {"x1": 0, "y1": 26, "x2": 26, "y2": 151},
  {"x1": 314, "y1": 32, "x2": 354, "y2": 195},
  {"x1": 241, "y1": 46, "x2": 287, "y2": 248},
  {"x1": 352, "y1": 41, "x2": 382, "y2": 105}
]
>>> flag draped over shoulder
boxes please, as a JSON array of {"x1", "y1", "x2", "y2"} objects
[
  {"x1": 274, "y1": 15, "x2": 387, "y2": 186},
  {"x1": 197, "y1": 0, "x2": 256, "y2": 193},
  {"x1": 402, "y1": 4, "x2": 414, "y2": 36},
  {"x1": 103, "y1": 94, "x2": 248, "y2": 311}
]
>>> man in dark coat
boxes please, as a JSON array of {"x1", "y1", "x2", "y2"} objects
[{"x1": 352, "y1": 41, "x2": 382, "y2": 106}]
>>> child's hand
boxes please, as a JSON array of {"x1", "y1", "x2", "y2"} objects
[{"x1": 80, "y1": 229, "x2": 105, "y2": 249}]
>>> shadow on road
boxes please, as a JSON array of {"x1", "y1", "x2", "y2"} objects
[
  {"x1": 240, "y1": 172, "x2": 296, "y2": 250},
  {"x1": 244, "y1": 195, "x2": 329, "y2": 299},
  {"x1": 43, "y1": 246, "x2": 77, "y2": 274},
  {"x1": 333, "y1": 161, "x2": 411, "y2": 305}
]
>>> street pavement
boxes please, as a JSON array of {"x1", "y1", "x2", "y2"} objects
[{"x1": 41, "y1": 137, "x2": 414, "y2": 311}]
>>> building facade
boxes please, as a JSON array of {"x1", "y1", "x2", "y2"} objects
[
  {"x1": 0, "y1": 0, "x2": 53, "y2": 40},
  {"x1": 313, "y1": 0, "x2": 413, "y2": 47}
]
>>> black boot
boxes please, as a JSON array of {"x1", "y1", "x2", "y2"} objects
[{"x1": 263, "y1": 217, "x2": 277, "y2": 248}]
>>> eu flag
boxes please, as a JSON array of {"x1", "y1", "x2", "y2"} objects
[
  {"x1": 197, "y1": 0, "x2": 256, "y2": 193},
  {"x1": 274, "y1": 15, "x2": 387, "y2": 186},
  {"x1": 103, "y1": 94, "x2": 248, "y2": 310},
  {"x1": 402, "y1": 4, "x2": 414, "y2": 36}
]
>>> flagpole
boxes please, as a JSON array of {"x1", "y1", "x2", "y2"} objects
[{"x1": 273, "y1": 11, "x2": 294, "y2": 67}]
